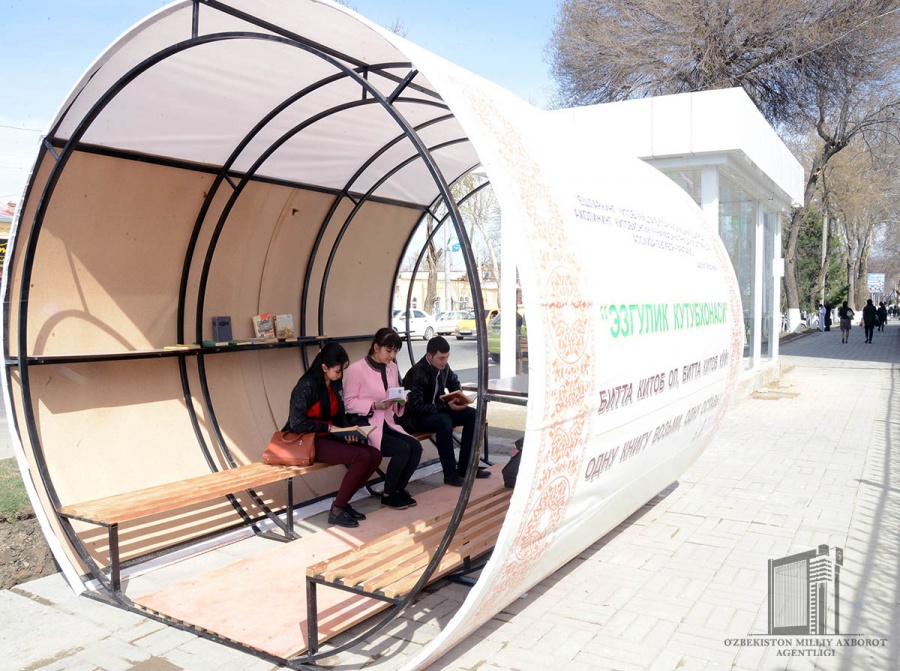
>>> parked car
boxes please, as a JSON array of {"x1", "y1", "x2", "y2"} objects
[
  {"x1": 434, "y1": 310, "x2": 467, "y2": 335},
  {"x1": 487, "y1": 308, "x2": 527, "y2": 362},
  {"x1": 391, "y1": 309, "x2": 437, "y2": 340},
  {"x1": 454, "y1": 308, "x2": 499, "y2": 340}
]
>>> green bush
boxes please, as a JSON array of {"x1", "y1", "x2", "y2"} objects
[{"x1": 0, "y1": 457, "x2": 33, "y2": 522}]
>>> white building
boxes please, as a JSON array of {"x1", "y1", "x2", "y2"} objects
[{"x1": 536, "y1": 88, "x2": 804, "y2": 376}]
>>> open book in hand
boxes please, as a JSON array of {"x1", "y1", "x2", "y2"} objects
[
  {"x1": 440, "y1": 390, "x2": 475, "y2": 405},
  {"x1": 331, "y1": 425, "x2": 375, "y2": 441},
  {"x1": 387, "y1": 387, "x2": 409, "y2": 403}
]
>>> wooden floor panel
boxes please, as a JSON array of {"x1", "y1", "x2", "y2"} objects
[{"x1": 132, "y1": 466, "x2": 505, "y2": 660}]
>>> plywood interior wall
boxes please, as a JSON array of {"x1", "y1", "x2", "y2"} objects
[{"x1": 7, "y1": 148, "x2": 440, "y2": 576}]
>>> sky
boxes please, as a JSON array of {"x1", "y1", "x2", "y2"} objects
[{"x1": 0, "y1": 0, "x2": 560, "y2": 204}]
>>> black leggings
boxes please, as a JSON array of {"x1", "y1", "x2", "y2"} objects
[{"x1": 379, "y1": 424, "x2": 423, "y2": 495}]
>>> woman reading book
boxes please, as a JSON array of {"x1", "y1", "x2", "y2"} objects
[
  {"x1": 344, "y1": 328, "x2": 423, "y2": 510},
  {"x1": 286, "y1": 342, "x2": 381, "y2": 528}
]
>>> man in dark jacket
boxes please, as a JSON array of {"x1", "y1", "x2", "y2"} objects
[
  {"x1": 877, "y1": 302, "x2": 888, "y2": 331},
  {"x1": 401, "y1": 336, "x2": 490, "y2": 486},
  {"x1": 862, "y1": 299, "x2": 878, "y2": 344}
]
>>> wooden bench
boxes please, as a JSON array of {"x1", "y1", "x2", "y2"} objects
[
  {"x1": 305, "y1": 486, "x2": 512, "y2": 653},
  {"x1": 58, "y1": 461, "x2": 329, "y2": 592}
]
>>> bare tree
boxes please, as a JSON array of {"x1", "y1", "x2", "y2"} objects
[
  {"x1": 334, "y1": 1, "x2": 408, "y2": 37},
  {"x1": 548, "y1": 0, "x2": 900, "y2": 326},
  {"x1": 453, "y1": 172, "x2": 502, "y2": 301},
  {"x1": 827, "y1": 143, "x2": 900, "y2": 309},
  {"x1": 422, "y1": 215, "x2": 444, "y2": 314}
]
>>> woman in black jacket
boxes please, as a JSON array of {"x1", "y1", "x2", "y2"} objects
[
  {"x1": 287, "y1": 342, "x2": 381, "y2": 528},
  {"x1": 838, "y1": 301, "x2": 855, "y2": 344}
]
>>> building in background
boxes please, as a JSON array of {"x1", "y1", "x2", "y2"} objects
[
  {"x1": 0, "y1": 202, "x2": 14, "y2": 282},
  {"x1": 394, "y1": 270, "x2": 499, "y2": 315},
  {"x1": 548, "y1": 88, "x2": 803, "y2": 375}
]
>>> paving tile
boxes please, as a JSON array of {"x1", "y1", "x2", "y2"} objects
[
  {"x1": 0, "y1": 590, "x2": 108, "y2": 670},
  {"x1": 68, "y1": 638, "x2": 152, "y2": 671}
]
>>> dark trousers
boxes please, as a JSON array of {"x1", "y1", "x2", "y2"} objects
[
  {"x1": 314, "y1": 436, "x2": 381, "y2": 508},
  {"x1": 865, "y1": 325, "x2": 875, "y2": 342},
  {"x1": 413, "y1": 407, "x2": 477, "y2": 478},
  {"x1": 379, "y1": 424, "x2": 423, "y2": 495}
]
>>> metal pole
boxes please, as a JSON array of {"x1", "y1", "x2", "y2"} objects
[{"x1": 444, "y1": 221, "x2": 451, "y2": 311}]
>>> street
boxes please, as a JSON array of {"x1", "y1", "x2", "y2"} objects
[{"x1": 395, "y1": 336, "x2": 498, "y2": 384}]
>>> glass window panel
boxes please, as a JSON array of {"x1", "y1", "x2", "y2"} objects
[{"x1": 719, "y1": 177, "x2": 756, "y2": 368}]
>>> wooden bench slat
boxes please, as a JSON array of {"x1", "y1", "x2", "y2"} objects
[
  {"x1": 363, "y1": 506, "x2": 508, "y2": 594},
  {"x1": 318, "y1": 491, "x2": 509, "y2": 582},
  {"x1": 308, "y1": 489, "x2": 510, "y2": 581},
  {"x1": 311, "y1": 489, "x2": 511, "y2": 593},
  {"x1": 306, "y1": 483, "x2": 511, "y2": 655},
  {"x1": 59, "y1": 462, "x2": 328, "y2": 525},
  {"x1": 348, "y1": 496, "x2": 509, "y2": 588},
  {"x1": 381, "y1": 520, "x2": 507, "y2": 598}
]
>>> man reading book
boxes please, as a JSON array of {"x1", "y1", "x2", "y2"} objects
[{"x1": 401, "y1": 336, "x2": 490, "y2": 486}]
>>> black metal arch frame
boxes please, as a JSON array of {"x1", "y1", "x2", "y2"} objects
[
  {"x1": 1, "y1": 2, "x2": 491, "y2": 667},
  {"x1": 394, "y1": 177, "x2": 493, "y2": 367}
]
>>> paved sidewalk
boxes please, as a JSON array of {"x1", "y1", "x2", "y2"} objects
[{"x1": 1, "y1": 322, "x2": 898, "y2": 670}]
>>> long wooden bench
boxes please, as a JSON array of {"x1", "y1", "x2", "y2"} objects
[
  {"x1": 58, "y1": 461, "x2": 329, "y2": 592},
  {"x1": 305, "y1": 486, "x2": 512, "y2": 654}
]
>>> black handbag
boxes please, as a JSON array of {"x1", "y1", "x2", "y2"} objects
[{"x1": 502, "y1": 437, "x2": 524, "y2": 488}]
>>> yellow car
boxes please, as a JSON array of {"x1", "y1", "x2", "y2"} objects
[
  {"x1": 453, "y1": 309, "x2": 499, "y2": 340},
  {"x1": 487, "y1": 308, "x2": 526, "y2": 362}
]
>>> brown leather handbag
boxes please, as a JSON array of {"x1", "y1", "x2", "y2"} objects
[{"x1": 263, "y1": 431, "x2": 316, "y2": 467}]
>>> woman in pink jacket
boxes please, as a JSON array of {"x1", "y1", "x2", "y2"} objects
[{"x1": 344, "y1": 328, "x2": 423, "y2": 510}]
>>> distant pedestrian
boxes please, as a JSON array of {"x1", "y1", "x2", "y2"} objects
[
  {"x1": 818, "y1": 304, "x2": 826, "y2": 331},
  {"x1": 862, "y1": 299, "x2": 877, "y2": 344},
  {"x1": 824, "y1": 303, "x2": 832, "y2": 332},
  {"x1": 877, "y1": 302, "x2": 887, "y2": 331},
  {"x1": 838, "y1": 301, "x2": 854, "y2": 344}
]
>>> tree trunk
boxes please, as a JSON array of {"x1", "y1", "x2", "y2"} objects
[
  {"x1": 783, "y1": 207, "x2": 804, "y2": 329},
  {"x1": 423, "y1": 217, "x2": 441, "y2": 314},
  {"x1": 784, "y1": 146, "x2": 838, "y2": 329},
  {"x1": 816, "y1": 211, "x2": 829, "y2": 305}
]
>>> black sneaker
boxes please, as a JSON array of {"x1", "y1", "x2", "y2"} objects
[
  {"x1": 344, "y1": 504, "x2": 366, "y2": 520},
  {"x1": 443, "y1": 473, "x2": 465, "y2": 487},
  {"x1": 381, "y1": 493, "x2": 409, "y2": 510},
  {"x1": 475, "y1": 468, "x2": 492, "y2": 479},
  {"x1": 400, "y1": 490, "x2": 417, "y2": 507},
  {"x1": 328, "y1": 507, "x2": 359, "y2": 528}
]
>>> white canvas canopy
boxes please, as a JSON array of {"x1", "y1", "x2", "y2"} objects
[{"x1": 1, "y1": 1, "x2": 745, "y2": 668}]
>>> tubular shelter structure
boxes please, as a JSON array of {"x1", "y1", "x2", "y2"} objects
[{"x1": 1, "y1": 1, "x2": 746, "y2": 668}]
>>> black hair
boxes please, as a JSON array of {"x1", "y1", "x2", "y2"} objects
[
  {"x1": 368, "y1": 327, "x2": 403, "y2": 356},
  {"x1": 301, "y1": 341, "x2": 349, "y2": 394},
  {"x1": 426, "y1": 335, "x2": 450, "y2": 355}
]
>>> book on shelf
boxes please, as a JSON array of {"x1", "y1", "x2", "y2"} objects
[
  {"x1": 163, "y1": 344, "x2": 201, "y2": 351},
  {"x1": 212, "y1": 315, "x2": 232, "y2": 342},
  {"x1": 252, "y1": 313, "x2": 275, "y2": 338},
  {"x1": 331, "y1": 424, "x2": 375, "y2": 441},
  {"x1": 440, "y1": 390, "x2": 475, "y2": 405},
  {"x1": 274, "y1": 313, "x2": 295, "y2": 339},
  {"x1": 201, "y1": 340, "x2": 232, "y2": 347}
]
